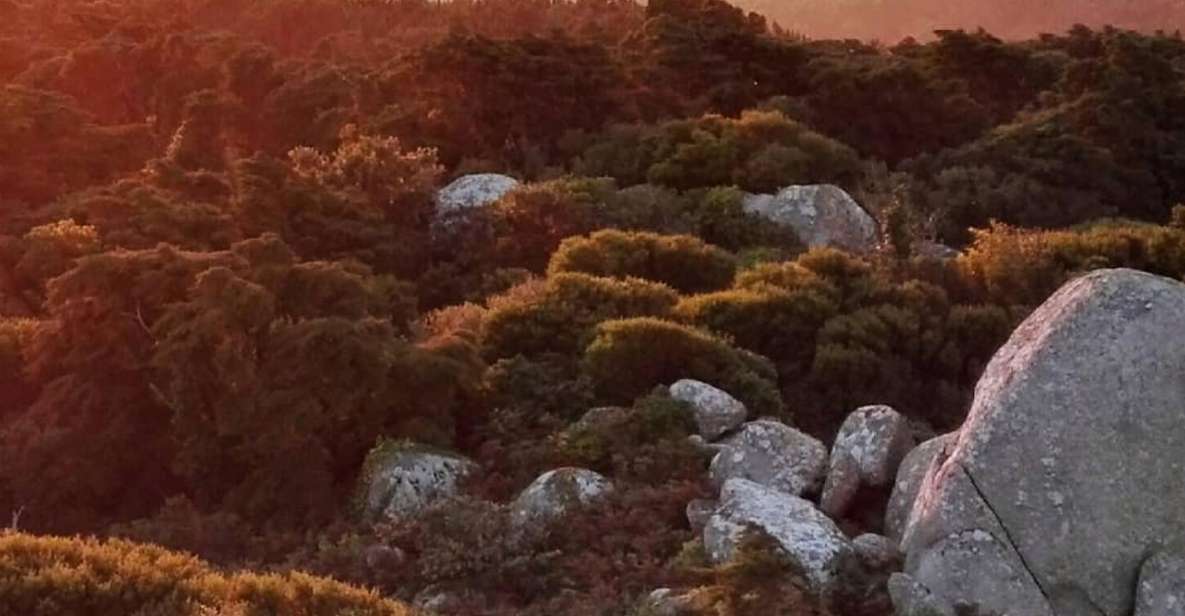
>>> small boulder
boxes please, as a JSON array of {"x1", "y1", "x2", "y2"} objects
[
  {"x1": 510, "y1": 467, "x2": 613, "y2": 526},
  {"x1": 669, "y1": 379, "x2": 748, "y2": 440},
  {"x1": 709, "y1": 420, "x2": 827, "y2": 497},
  {"x1": 436, "y1": 173, "x2": 519, "y2": 215},
  {"x1": 685, "y1": 498, "x2": 717, "y2": 533},
  {"x1": 358, "y1": 441, "x2": 478, "y2": 520},
  {"x1": 639, "y1": 588, "x2": 696, "y2": 616},
  {"x1": 742, "y1": 184, "x2": 877, "y2": 253},
  {"x1": 852, "y1": 533, "x2": 902, "y2": 573},
  {"x1": 888, "y1": 573, "x2": 955, "y2": 616},
  {"x1": 686, "y1": 434, "x2": 726, "y2": 455},
  {"x1": 704, "y1": 478, "x2": 852, "y2": 595},
  {"x1": 818, "y1": 452, "x2": 861, "y2": 520},
  {"x1": 833, "y1": 533, "x2": 903, "y2": 616},
  {"x1": 884, "y1": 433, "x2": 954, "y2": 544},
  {"x1": 820, "y1": 405, "x2": 913, "y2": 518},
  {"x1": 1135, "y1": 548, "x2": 1185, "y2": 616}
]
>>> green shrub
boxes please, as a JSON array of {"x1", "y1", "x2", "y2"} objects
[
  {"x1": 574, "y1": 110, "x2": 861, "y2": 193},
  {"x1": 487, "y1": 177, "x2": 617, "y2": 271},
  {"x1": 583, "y1": 317, "x2": 783, "y2": 418},
  {"x1": 689, "y1": 186, "x2": 803, "y2": 255},
  {"x1": 483, "y1": 272, "x2": 679, "y2": 359},
  {"x1": 549, "y1": 229, "x2": 737, "y2": 294},
  {"x1": 958, "y1": 221, "x2": 1185, "y2": 307},
  {"x1": 674, "y1": 287, "x2": 839, "y2": 372},
  {"x1": 0, "y1": 532, "x2": 411, "y2": 615}
]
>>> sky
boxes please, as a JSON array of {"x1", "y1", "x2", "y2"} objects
[{"x1": 733, "y1": 0, "x2": 1185, "y2": 41}]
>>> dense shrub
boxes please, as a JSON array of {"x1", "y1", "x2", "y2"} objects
[
  {"x1": 675, "y1": 287, "x2": 838, "y2": 374},
  {"x1": 483, "y1": 272, "x2": 680, "y2": 359},
  {"x1": 549, "y1": 229, "x2": 738, "y2": 294},
  {"x1": 583, "y1": 317, "x2": 783, "y2": 418},
  {"x1": 554, "y1": 391, "x2": 703, "y2": 484},
  {"x1": 574, "y1": 110, "x2": 861, "y2": 193},
  {"x1": 0, "y1": 532, "x2": 412, "y2": 615},
  {"x1": 959, "y1": 221, "x2": 1185, "y2": 307}
]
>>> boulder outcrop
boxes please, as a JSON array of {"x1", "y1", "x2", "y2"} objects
[{"x1": 898, "y1": 269, "x2": 1185, "y2": 616}]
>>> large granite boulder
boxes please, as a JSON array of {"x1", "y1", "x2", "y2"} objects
[
  {"x1": 705, "y1": 478, "x2": 852, "y2": 595},
  {"x1": 669, "y1": 379, "x2": 748, "y2": 440},
  {"x1": 741, "y1": 184, "x2": 877, "y2": 253},
  {"x1": 509, "y1": 467, "x2": 613, "y2": 527},
  {"x1": 884, "y1": 433, "x2": 955, "y2": 544},
  {"x1": 899, "y1": 269, "x2": 1185, "y2": 616},
  {"x1": 1135, "y1": 547, "x2": 1185, "y2": 616},
  {"x1": 709, "y1": 420, "x2": 827, "y2": 497},
  {"x1": 436, "y1": 173, "x2": 519, "y2": 215},
  {"x1": 820, "y1": 405, "x2": 913, "y2": 518},
  {"x1": 358, "y1": 441, "x2": 478, "y2": 519}
]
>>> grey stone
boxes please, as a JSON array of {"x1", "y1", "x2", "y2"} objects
[
  {"x1": 902, "y1": 269, "x2": 1185, "y2": 616},
  {"x1": 884, "y1": 434, "x2": 955, "y2": 544},
  {"x1": 888, "y1": 573, "x2": 955, "y2": 616},
  {"x1": 669, "y1": 379, "x2": 748, "y2": 440},
  {"x1": 819, "y1": 451, "x2": 861, "y2": 519},
  {"x1": 686, "y1": 434, "x2": 726, "y2": 455},
  {"x1": 436, "y1": 173, "x2": 518, "y2": 214},
  {"x1": 852, "y1": 533, "x2": 902, "y2": 573},
  {"x1": 639, "y1": 588, "x2": 695, "y2": 616},
  {"x1": 1135, "y1": 548, "x2": 1185, "y2": 616},
  {"x1": 741, "y1": 184, "x2": 877, "y2": 253},
  {"x1": 685, "y1": 498, "x2": 717, "y2": 533},
  {"x1": 673, "y1": 376, "x2": 744, "y2": 440},
  {"x1": 704, "y1": 478, "x2": 852, "y2": 595},
  {"x1": 821, "y1": 405, "x2": 913, "y2": 517},
  {"x1": 510, "y1": 467, "x2": 613, "y2": 527},
  {"x1": 900, "y1": 530, "x2": 1052, "y2": 616},
  {"x1": 359, "y1": 442, "x2": 478, "y2": 520},
  {"x1": 709, "y1": 420, "x2": 827, "y2": 497}
]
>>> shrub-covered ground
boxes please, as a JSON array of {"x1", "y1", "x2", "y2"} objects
[{"x1": 1, "y1": 0, "x2": 1183, "y2": 612}]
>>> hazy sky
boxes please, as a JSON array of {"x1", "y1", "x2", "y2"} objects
[{"x1": 733, "y1": 0, "x2": 1185, "y2": 41}]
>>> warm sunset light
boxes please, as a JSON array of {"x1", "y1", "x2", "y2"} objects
[{"x1": 1, "y1": 1, "x2": 1184, "y2": 614}]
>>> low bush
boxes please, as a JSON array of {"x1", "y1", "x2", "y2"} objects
[
  {"x1": 549, "y1": 229, "x2": 738, "y2": 294},
  {"x1": 483, "y1": 272, "x2": 679, "y2": 359},
  {"x1": 0, "y1": 532, "x2": 412, "y2": 615},
  {"x1": 583, "y1": 317, "x2": 783, "y2": 418}
]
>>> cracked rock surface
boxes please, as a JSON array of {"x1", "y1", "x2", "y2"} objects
[
  {"x1": 885, "y1": 433, "x2": 954, "y2": 544},
  {"x1": 709, "y1": 420, "x2": 827, "y2": 497},
  {"x1": 899, "y1": 269, "x2": 1185, "y2": 616}
]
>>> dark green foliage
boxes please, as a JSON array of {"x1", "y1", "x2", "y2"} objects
[
  {"x1": 6, "y1": 2, "x2": 1185, "y2": 613},
  {"x1": 675, "y1": 286, "x2": 839, "y2": 375},
  {"x1": 549, "y1": 229, "x2": 738, "y2": 294},
  {"x1": 574, "y1": 110, "x2": 861, "y2": 193},
  {"x1": 583, "y1": 317, "x2": 784, "y2": 418},
  {"x1": 483, "y1": 272, "x2": 680, "y2": 359}
]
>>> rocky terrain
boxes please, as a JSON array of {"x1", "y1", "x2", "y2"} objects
[{"x1": 1, "y1": 0, "x2": 1184, "y2": 614}]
